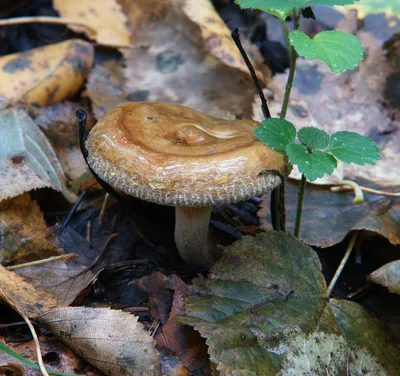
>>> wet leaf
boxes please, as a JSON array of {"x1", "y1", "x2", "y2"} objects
[
  {"x1": 120, "y1": 0, "x2": 268, "y2": 120},
  {"x1": 327, "y1": 131, "x2": 380, "y2": 165},
  {"x1": 180, "y1": 232, "x2": 400, "y2": 375},
  {"x1": 38, "y1": 307, "x2": 161, "y2": 376},
  {"x1": 286, "y1": 144, "x2": 337, "y2": 181},
  {"x1": 0, "y1": 109, "x2": 76, "y2": 202},
  {"x1": 0, "y1": 40, "x2": 93, "y2": 107},
  {"x1": 290, "y1": 30, "x2": 364, "y2": 72},
  {"x1": 369, "y1": 260, "x2": 400, "y2": 294},
  {"x1": 0, "y1": 265, "x2": 59, "y2": 317},
  {"x1": 259, "y1": 180, "x2": 400, "y2": 247},
  {"x1": 254, "y1": 118, "x2": 296, "y2": 151},
  {"x1": 0, "y1": 193, "x2": 59, "y2": 264},
  {"x1": 297, "y1": 127, "x2": 329, "y2": 149},
  {"x1": 53, "y1": 0, "x2": 130, "y2": 47}
]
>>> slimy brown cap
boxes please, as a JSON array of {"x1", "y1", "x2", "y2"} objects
[{"x1": 86, "y1": 102, "x2": 286, "y2": 207}]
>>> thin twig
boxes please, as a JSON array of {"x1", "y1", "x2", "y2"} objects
[
  {"x1": 326, "y1": 232, "x2": 359, "y2": 298},
  {"x1": 231, "y1": 28, "x2": 271, "y2": 119},
  {"x1": 98, "y1": 193, "x2": 110, "y2": 225},
  {"x1": 330, "y1": 181, "x2": 400, "y2": 199},
  {"x1": 62, "y1": 190, "x2": 88, "y2": 228},
  {"x1": 86, "y1": 219, "x2": 92, "y2": 243},
  {"x1": 294, "y1": 174, "x2": 306, "y2": 237},
  {"x1": 0, "y1": 16, "x2": 97, "y2": 37},
  {"x1": 7, "y1": 254, "x2": 77, "y2": 271}
]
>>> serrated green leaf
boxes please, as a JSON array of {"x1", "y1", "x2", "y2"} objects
[
  {"x1": 254, "y1": 118, "x2": 296, "y2": 151},
  {"x1": 235, "y1": 0, "x2": 359, "y2": 11},
  {"x1": 180, "y1": 232, "x2": 400, "y2": 375},
  {"x1": 289, "y1": 30, "x2": 364, "y2": 72},
  {"x1": 286, "y1": 143, "x2": 337, "y2": 181},
  {"x1": 326, "y1": 131, "x2": 380, "y2": 165},
  {"x1": 298, "y1": 126, "x2": 330, "y2": 149}
]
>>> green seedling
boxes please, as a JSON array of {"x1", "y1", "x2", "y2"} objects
[{"x1": 235, "y1": 0, "x2": 381, "y2": 236}]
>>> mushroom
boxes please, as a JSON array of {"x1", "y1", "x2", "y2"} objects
[{"x1": 85, "y1": 102, "x2": 286, "y2": 267}]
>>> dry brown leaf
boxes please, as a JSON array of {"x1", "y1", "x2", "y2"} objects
[
  {"x1": 0, "y1": 193, "x2": 59, "y2": 264},
  {"x1": 0, "y1": 336, "x2": 102, "y2": 376},
  {"x1": 182, "y1": 0, "x2": 262, "y2": 77},
  {"x1": 38, "y1": 307, "x2": 161, "y2": 376},
  {"x1": 0, "y1": 39, "x2": 93, "y2": 107},
  {"x1": 54, "y1": 0, "x2": 130, "y2": 48},
  {"x1": 256, "y1": 32, "x2": 399, "y2": 187},
  {"x1": 369, "y1": 260, "x2": 400, "y2": 294},
  {"x1": 120, "y1": 0, "x2": 268, "y2": 120},
  {"x1": 0, "y1": 265, "x2": 59, "y2": 317}
]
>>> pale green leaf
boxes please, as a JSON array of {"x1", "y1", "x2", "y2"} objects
[
  {"x1": 286, "y1": 143, "x2": 337, "y2": 181},
  {"x1": 290, "y1": 30, "x2": 364, "y2": 72},
  {"x1": 254, "y1": 118, "x2": 296, "y2": 151},
  {"x1": 180, "y1": 232, "x2": 400, "y2": 375},
  {"x1": 326, "y1": 131, "x2": 380, "y2": 165},
  {"x1": 235, "y1": 0, "x2": 359, "y2": 11},
  {"x1": 297, "y1": 126, "x2": 330, "y2": 149},
  {"x1": 0, "y1": 109, "x2": 76, "y2": 202}
]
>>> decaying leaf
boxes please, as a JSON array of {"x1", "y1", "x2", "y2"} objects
[
  {"x1": 0, "y1": 39, "x2": 93, "y2": 107},
  {"x1": 0, "y1": 193, "x2": 59, "y2": 264},
  {"x1": 259, "y1": 180, "x2": 400, "y2": 247},
  {"x1": 258, "y1": 32, "x2": 399, "y2": 187},
  {"x1": 0, "y1": 336, "x2": 102, "y2": 376},
  {"x1": 0, "y1": 265, "x2": 59, "y2": 317},
  {"x1": 0, "y1": 109, "x2": 76, "y2": 202},
  {"x1": 38, "y1": 307, "x2": 161, "y2": 376},
  {"x1": 120, "y1": 0, "x2": 268, "y2": 120},
  {"x1": 86, "y1": 60, "x2": 129, "y2": 119},
  {"x1": 53, "y1": 0, "x2": 130, "y2": 47},
  {"x1": 140, "y1": 273, "x2": 210, "y2": 371},
  {"x1": 369, "y1": 260, "x2": 400, "y2": 294},
  {"x1": 32, "y1": 102, "x2": 90, "y2": 182},
  {"x1": 180, "y1": 232, "x2": 400, "y2": 375}
]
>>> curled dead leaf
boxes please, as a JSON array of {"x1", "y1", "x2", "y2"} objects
[
  {"x1": 53, "y1": 0, "x2": 130, "y2": 48},
  {"x1": 0, "y1": 39, "x2": 93, "y2": 107}
]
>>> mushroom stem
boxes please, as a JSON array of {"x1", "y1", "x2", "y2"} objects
[{"x1": 174, "y1": 206, "x2": 213, "y2": 267}]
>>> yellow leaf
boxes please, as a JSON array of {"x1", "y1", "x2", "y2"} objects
[
  {"x1": 0, "y1": 39, "x2": 94, "y2": 106},
  {"x1": 53, "y1": 0, "x2": 130, "y2": 48}
]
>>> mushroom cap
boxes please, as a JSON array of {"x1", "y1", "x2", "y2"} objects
[{"x1": 86, "y1": 102, "x2": 287, "y2": 207}]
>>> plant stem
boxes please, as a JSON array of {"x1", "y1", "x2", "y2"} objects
[
  {"x1": 294, "y1": 174, "x2": 306, "y2": 237},
  {"x1": 280, "y1": 9, "x2": 300, "y2": 119},
  {"x1": 231, "y1": 28, "x2": 271, "y2": 119},
  {"x1": 326, "y1": 232, "x2": 359, "y2": 297}
]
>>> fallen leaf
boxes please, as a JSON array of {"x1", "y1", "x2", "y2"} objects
[
  {"x1": 0, "y1": 109, "x2": 76, "y2": 202},
  {"x1": 32, "y1": 102, "x2": 90, "y2": 182},
  {"x1": 369, "y1": 260, "x2": 400, "y2": 294},
  {"x1": 257, "y1": 32, "x2": 399, "y2": 187},
  {"x1": 180, "y1": 232, "x2": 400, "y2": 375},
  {"x1": 259, "y1": 180, "x2": 400, "y2": 247},
  {"x1": 0, "y1": 193, "x2": 59, "y2": 264},
  {"x1": 0, "y1": 265, "x2": 59, "y2": 317},
  {"x1": 0, "y1": 336, "x2": 102, "y2": 376},
  {"x1": 38, "y1": 307, "x2": 161, "y2": 376},
  {"x1": 0, "y1": 39, "x2": 93, "y2": 107},
  {"x1": 341, "y1": 0, "x2": 400, "y2": 19},
  {"x1": 120, "y1": 0, "x2": 268, "y2": 120},
  {"x1": 86, "y1": 60, "x2": 130, "y2": 120},
  {"x1": 53, "y1": 0, "x2": 130, "y2": 48}
]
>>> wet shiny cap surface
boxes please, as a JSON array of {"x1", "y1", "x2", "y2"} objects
[{"x1": 86, "y1": 102, "x2": 286, "y2": 207}]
